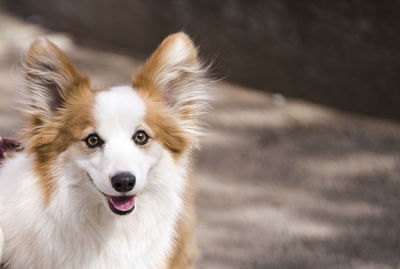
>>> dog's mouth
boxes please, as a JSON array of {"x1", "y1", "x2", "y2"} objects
[
  {"x1": 105, "y1": 195, "x2": 136, "y2": 215},
  {"x1": 87, "y1": 173, "x2": 137, "y2": 215}
]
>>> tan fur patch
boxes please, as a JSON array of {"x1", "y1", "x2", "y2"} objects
[
  {"x1": 22, "y1": 39, "x2": 104, "y2": 205},
  {"x1": 135, "y1": 86, "x2": 191, "y2": 159},
  {"x1": 27, "y1": 85, "x2": 96, "y2": 205},
  {"x1": 133, "y1": 33, "x2": 199, "y2": 89},
  {"x1": 132, "y1": 33, "x2": 201, "y2": 158},
  {"x1": 164, "y1": 176, "x2": 198, "y2": 268}
]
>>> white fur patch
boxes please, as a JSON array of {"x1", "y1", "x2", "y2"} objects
[
  {"x1": 0, "y1": 150, "x2": 185, "y2": 268},
  {"x1": 81, "y1": 85, "x2": 151, "y2": 196},
  {"x1": 95, "y1": 86, "x2": 146, "y2": 136},
  {"x1": 162, "y1": 35, "x2": 191, "y2": 67}
]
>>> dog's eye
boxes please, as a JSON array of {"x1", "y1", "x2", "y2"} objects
[
  {"x1": 133, "y1": 130, "x2": 149, "y2": 145},
  {"x1": 85, "y1": 134, "x2": 102, "y2": 148}
]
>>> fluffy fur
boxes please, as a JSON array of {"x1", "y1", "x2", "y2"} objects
[{"x1": 0, "y1": 32, "x2": 210, "y2": 269}]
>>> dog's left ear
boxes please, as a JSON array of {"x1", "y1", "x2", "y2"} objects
[{"x1": 133, "y1": 32, "x2": 210, "y2": 137}]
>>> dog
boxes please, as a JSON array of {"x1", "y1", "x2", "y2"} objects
[{"x1": 0, "y1": 32, "x2": 210, "y2": 269}]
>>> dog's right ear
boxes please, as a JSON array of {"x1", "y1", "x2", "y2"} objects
[{"x1": 23, "y1": 39, "x2": 89, "y2": 119}]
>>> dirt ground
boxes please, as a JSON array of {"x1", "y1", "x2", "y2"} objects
[{"x1": 1, "y1": 10, "x2": 400, "y2": 269}]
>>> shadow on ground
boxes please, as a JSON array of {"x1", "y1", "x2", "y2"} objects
[
  {"x1": 0, "y1": 9, "x2": 400, "y2": 269},
  {"x1": 195, "y1": 84, "x2": 400, "y2": 269}
]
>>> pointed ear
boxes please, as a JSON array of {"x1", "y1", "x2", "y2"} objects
[
  {"x1": 133, "y1": 32, "x2": 210, "y2": 136},
  {"x1": 23, "y1": 39, "x2": 89, "y2": 118}
]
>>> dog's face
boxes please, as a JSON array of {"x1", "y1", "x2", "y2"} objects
[
  {"x1": 73, "y1": 86, "x2": 159, "y2": 215},
  {"x1": 22, "y1": 33, "x2": 209, "y2": 215}
]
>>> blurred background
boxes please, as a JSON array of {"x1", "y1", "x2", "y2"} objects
[{"x1": 0, "y1": 1, "x2": 399, "y2": 268}]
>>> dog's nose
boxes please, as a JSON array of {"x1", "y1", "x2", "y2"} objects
[{"x1": 111, "y1": 172, "x2": 136, "y2": 193}]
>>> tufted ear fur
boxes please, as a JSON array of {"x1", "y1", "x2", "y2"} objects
[
  {"x1": 133, "y1": 32, "x2": 210, "y2": 140},
  {"x1": 23, "y1": 39, "x2": 90, "y2": 122}
]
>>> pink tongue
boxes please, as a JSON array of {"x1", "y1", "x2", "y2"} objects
[{"x1": 109, "y1": 196, "x2": 136, "y2": 211}]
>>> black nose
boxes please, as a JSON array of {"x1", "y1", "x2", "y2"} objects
[{"x1": 111, "y1": 172, "x2": 136, "y2": 193}]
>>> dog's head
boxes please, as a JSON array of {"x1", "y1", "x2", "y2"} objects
[{"x1": 22, "y1": 33, "x2": 209, "y2": 215}]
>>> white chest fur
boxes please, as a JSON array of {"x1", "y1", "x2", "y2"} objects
[{"x1": 0, "y1": 154, "x2": 185, "y2": 269}]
